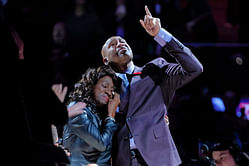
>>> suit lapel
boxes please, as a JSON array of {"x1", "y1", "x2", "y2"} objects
[
  {"x1": 127, "y1": 66, "x2": 143, "y2": 117},
  {"x1": 130, "y1": 66, "x2": 142, "y2": 86},
  {"x1": 119, "y1": 66, "x2": 142, "y2": 116}
]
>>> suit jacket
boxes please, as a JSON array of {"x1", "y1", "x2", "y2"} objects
[{"x1": 112, "y1": 37, "x2": 203, "y2": 166}]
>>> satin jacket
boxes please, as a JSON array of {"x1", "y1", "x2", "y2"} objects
[{"x1": 63, "y1": 104, "x2": 117, "y2": 166}]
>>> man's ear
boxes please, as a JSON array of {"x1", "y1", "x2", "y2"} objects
[{"x1": 103, "y1": 58, "x2": 109, "y2": 65}]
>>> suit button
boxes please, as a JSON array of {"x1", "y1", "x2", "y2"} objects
[{"x1": 126, "y1": 117, "x2": 131, "y2": 121}]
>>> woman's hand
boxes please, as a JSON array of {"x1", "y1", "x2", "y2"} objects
[{"x1": 108, "y1": 92, "x2": 120, "y2": 118}]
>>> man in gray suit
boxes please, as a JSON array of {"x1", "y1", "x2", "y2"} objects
[{"x1": 101, "y1": 5, "x2": 203, "y2": 166}]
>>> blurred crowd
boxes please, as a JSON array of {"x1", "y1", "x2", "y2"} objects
[
  {"x1": 1, "y1": 0, "x2": 248, "y2": 165},
  {"x1": 1, "y1": 0, "x2": 249, "y2": 89}
]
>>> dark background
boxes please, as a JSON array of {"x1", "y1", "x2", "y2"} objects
[{"x1": 1, "y1": 0, "x2": 248, "y2": 165}]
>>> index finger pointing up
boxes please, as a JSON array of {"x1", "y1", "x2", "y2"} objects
[{"x1": 145, "y1": 5, "x2": 152, "y2": 16}]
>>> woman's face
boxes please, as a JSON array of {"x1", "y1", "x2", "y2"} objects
[{"x1": 94, "y1": 75, "x2": 114, "y2": 107}]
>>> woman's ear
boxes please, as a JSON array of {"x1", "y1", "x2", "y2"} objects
[{"x1": 103, "y1": 58, "x2": 109, "y2": 65}]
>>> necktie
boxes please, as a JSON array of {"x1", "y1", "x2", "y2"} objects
[
  {"x1": 123, "y1": 74, "x2": 137, "y2": 150},
  {"x1": 115, "y1": 74, "x2": 130, "y2": 113},
  {"x1": 118, "y1": 74, "x2": 137, "y2": 150},
  {"x1": 119, "y1": 74, "x2": 130, "y2": 99}
]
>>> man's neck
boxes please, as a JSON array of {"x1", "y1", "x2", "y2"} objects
[
  {"x1": 110, "y1": 61, "x2": 134, "y2": 73},
  {"x1": 125, "y1": 61, "x2": 134, "y2": 74},
  {"x1": 119, "y1": 61, "x2": 134, "y2": 73}
]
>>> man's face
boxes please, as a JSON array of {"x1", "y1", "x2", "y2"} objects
[
  {"x1": 212, "y1": 150, "x2": 238, "y2": 166},
  {"x1": 101, "y1": 36, "x2": 133, "y2": 71}
]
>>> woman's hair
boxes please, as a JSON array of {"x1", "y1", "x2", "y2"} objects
[{"x1": 66, "y1": 65, "x2": 120, "y2": 106}]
